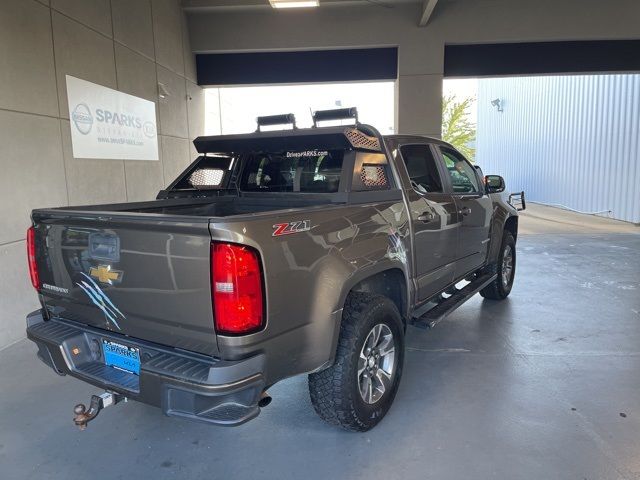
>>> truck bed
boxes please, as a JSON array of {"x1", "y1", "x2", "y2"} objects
[{"x1": 30, "y1": 193, "x2": 343, "y2": 358}]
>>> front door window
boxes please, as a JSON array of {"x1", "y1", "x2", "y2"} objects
[{"x1": 441, "y1": 148, "x2": 479, "y2": 194}]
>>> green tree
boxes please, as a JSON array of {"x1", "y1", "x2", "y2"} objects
[{"x1": 442, "y1": 95, "x2": 476, "y2": 162}]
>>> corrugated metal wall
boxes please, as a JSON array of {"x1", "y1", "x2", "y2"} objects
[{"x1": 476, "y1": 74, "x2": 640, "y2": 224}]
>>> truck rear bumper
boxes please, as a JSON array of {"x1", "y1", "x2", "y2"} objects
[{"x1": 26, "y1": 310, "x2": 266, "y2": 426}]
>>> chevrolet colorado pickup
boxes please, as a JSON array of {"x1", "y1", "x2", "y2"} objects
[{"x1": 26, "y1": 108, "x2": 520, "y2": 431}]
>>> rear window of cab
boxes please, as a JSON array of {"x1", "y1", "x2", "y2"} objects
[{"x1": 239, "y1": 150, "x2": 344, "y2": 193}]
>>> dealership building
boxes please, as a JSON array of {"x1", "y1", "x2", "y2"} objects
[{"x1": 1, "y1": 0, "x2": 639, "y2": 478}]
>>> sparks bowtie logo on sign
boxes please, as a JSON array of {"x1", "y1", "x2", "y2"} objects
[{"x1": 66, "y1": 75, "x2": 159, "y2": 161}]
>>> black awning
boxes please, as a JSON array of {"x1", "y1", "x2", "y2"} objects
[
  {"x1": 444, "y1": 40, "x2": 640, "y2": 77},
  {"x1": 196, "y1": 48, "x2": 398, "y2": 86}
]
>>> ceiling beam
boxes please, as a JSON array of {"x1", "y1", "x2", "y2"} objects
[{"x1": 418, "y1": 0, "x2": 438, "y2": 27}]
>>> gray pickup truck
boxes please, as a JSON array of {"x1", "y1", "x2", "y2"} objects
[{"x1": 26, "y1": 108, "x2": 520, "y2": 432}]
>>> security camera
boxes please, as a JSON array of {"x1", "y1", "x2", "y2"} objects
[
  {"x1": 491, "y1": 98, "x2": 503, "y2": 112},
  {"x1": 158, "y1": 82, "x2": 170, "y2": 99}
]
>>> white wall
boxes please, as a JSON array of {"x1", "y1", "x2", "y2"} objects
[
  {"x1": 0, "y1": 0, "x2": 205, "y2": 350},
  {"x1": 187, "y1": 0, "x2": 640, "y2": 137},
  {"x1": 477, "y1": 74, "x2": 640, "y2": 224}
]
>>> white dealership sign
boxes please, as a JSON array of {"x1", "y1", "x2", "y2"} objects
[{"x1": 66, "y1": 75, "x2": 159, "y2": 160}]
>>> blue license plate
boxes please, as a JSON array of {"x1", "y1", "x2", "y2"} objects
[{"x1": 103, "y1": 340, "x2": 140, "y2": 375}]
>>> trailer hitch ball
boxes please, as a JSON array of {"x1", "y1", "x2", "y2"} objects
[
  {"x1": 73, "y1": 397, "x2": 100, "y2": 431},
  {"x1": 73, "y1": 392, "x2": 124, "y2": 430}
]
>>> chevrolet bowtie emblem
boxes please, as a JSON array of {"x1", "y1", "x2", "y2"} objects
[{"x1": 89, "y1": 265, "x2": 123, "y2": 285}]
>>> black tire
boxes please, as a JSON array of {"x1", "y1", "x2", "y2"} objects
[
  {"x1": 480, "y1": 231, "x2": 516, "y2": 300},
  {"x1": 308, "y1": 292, "x2": 405, "y2": 432}
]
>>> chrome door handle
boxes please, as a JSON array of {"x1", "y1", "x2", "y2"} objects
[
  {"x1": 417, "y1": 212, "x2": 435, "y2": 222},
  {"x1": 459, "y1": 207, "x2": 471, "y2": 216}
]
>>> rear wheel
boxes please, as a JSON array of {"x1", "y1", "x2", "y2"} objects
[
  {"x1": 480, "y1": 231, "x2": 516, "y2": 300},
  {"x1": 308, "y1": 292, "x2": 404, "y2": 431}
]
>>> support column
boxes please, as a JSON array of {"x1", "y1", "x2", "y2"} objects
[{"x1": 396, "y1": 73, "x2": 443, "y2": 138}]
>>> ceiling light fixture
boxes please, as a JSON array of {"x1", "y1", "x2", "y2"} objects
[{"x1": 269, "y1": 0, "x2": 319, "y2": 9}]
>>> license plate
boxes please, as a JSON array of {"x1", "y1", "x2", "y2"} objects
[{"x1": 103, "y1": 340, "x2": 140, "y2": 375}]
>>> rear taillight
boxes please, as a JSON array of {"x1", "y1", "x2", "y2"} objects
[
  {"x1": 27, "y1": 226, "x2": 40, "y2": 290},
  {"x1": 211, "y1": 242, "x2": 264, "y2": 335}
]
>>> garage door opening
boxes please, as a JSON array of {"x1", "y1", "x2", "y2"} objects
[
  {"x1": 444, "y1": 73, "x2": 640, "y2": 224},
  {"x1": 204, "y1": 81, "x2": 395, "y2": 136}
]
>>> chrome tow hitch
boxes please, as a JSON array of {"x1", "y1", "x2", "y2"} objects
[{"x1": 73, "y1": 391, "x2": 125, "y2": 430}]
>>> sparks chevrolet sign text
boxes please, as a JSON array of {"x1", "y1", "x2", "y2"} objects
[{"x1": 66, "y1": 75, "x2": 159, "y2": 161}]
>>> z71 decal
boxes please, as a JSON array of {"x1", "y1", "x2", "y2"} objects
[{"x1": 272, "y1": 220, "x2": 311, "y2": 237}]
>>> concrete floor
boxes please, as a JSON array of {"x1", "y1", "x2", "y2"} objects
[
  {"x1": 519, "y1": 203, "x2": 640, "y2": 235},
  {"x1": 1, "y1": 213, "x2": 640, "y2": 479}
]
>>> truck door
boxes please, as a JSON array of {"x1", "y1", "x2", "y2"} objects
[
  {"x1": 437, "y1": 146, "x2": 492, "y2": 278},
  {"x1": 397, "y1": 144, "x2": 459, "y2": 302}
]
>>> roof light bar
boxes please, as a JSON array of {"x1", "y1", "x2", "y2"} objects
[
  {"x1": 256, "y1": 113, "x2": 297, "y2": 132},
  {"x1": 269, "y1": 0, "x2": 319, "y2": 8},
  {"x1": 312, "y1": 107, "x2": 359, "y2": 127}
]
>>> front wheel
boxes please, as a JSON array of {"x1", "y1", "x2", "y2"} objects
[
  {"x1": 308, "y1": 292, "x2": 405, "y2": 432},
  {"x1": 480, "y1": 231, "x2": 516, "y2": 300}
]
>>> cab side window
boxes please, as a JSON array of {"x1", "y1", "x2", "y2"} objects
[
  {"x1": 399, "y1": 144, "x2": 443, "y2": 194},
  {"x1": 440, "y1": 148, "x2": 480, "y2": 194}
]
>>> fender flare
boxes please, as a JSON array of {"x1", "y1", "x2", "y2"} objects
[
  {"x1": 488, "y1": 205, "x2": 518, "y2": 264},
  {"x1": 319, "y1": 260, "x2": 410, "y2": 370}
]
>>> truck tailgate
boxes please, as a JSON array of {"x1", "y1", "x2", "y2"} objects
[{"x1": 32, "y1": 210, "x2": 218, "y2": 356}]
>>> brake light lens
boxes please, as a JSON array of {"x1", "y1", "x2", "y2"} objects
[
  {"x1": 27, "y1": 226, "x2": 40, "y2": 290},
  {"x1": 211, "y1": 242, "x2": 264, "y2": 335}
]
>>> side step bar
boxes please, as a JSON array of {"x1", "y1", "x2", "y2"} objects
[{"x1": 411, "y1": 273, "x2": 497, "y2": 329}]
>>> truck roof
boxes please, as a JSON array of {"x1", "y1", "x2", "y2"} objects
[{"x1": 383, "y1": 134, "x2": 451, "y2": 148}]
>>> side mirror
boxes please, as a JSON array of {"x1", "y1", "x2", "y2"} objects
[{"x1": 485, "y1": 175, "x2": 505, "y2": 193}]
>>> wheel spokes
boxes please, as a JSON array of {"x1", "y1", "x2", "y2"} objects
[
  {"x1": 375, "y1": 368, "x2": 392, "y2": 397},
  {"x1": 357, "y1": 323, "x2": 397, "y2": 405},
  {"x1": 359, "y1": 373, "x2": 372, "y2": 403},
  {"x1": 373, "y1": 373, "x2": 385, "y2": 398},
  {"x1": 364, "y1": 329, "x2": 375, "y2": 353},
  {"x1": 372, "y1": 324, "x2": 382, "y2": 346},
  {"x1": 358, "y1": 352, "x2": 368, "y2": 377},
  {"x1": 378, "y1": 334, "x2": 395, "y2": 358},
  {"x1": 502, "y1": 246, "x2": 513, "y2": 287}
]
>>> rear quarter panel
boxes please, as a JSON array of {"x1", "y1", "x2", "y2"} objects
[{"x1": 210, "y1": 201, "x2": 410, "y2": 385}]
